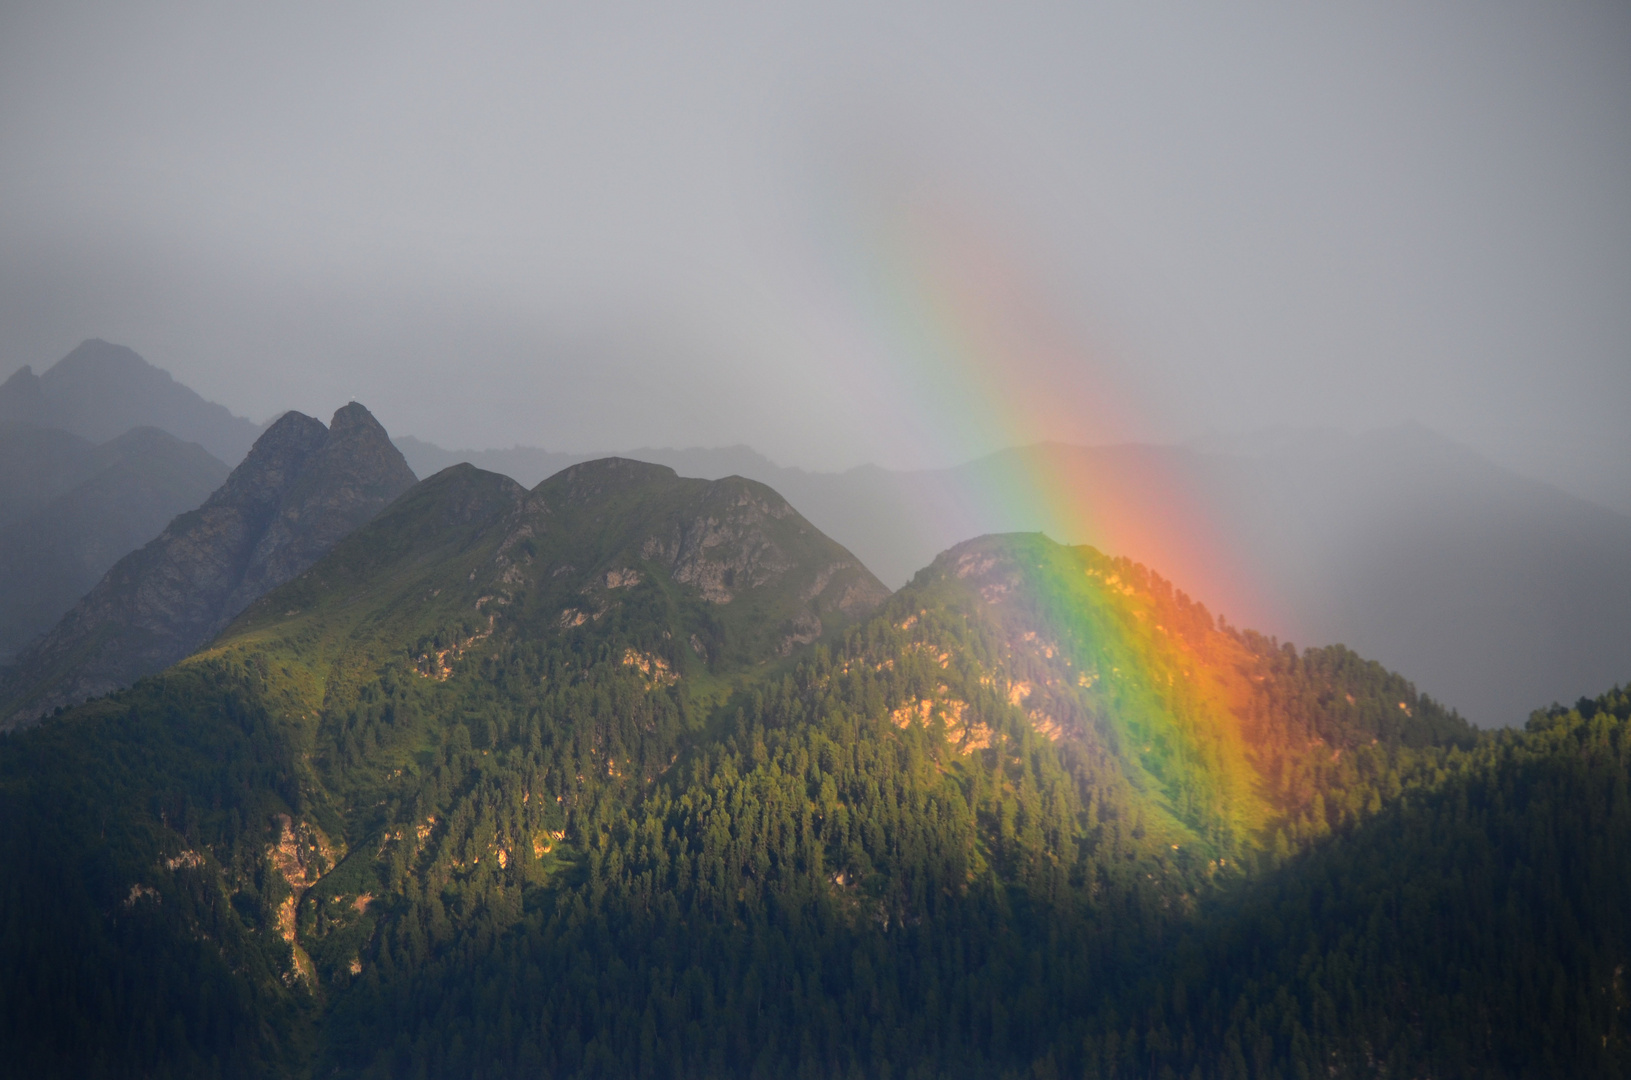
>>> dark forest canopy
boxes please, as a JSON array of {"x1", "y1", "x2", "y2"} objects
[{"x1": 0, "y1": 462, "x2": 1624, "y2": 1079}]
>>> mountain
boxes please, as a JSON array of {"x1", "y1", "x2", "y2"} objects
[
  {"x1": 3, "y1": 459, "x2": 1622, "y2": 1077},
  {"x1": 0, "y1": 423, "x2": 108, "y2": 529},
  {"x1": 220, "y1": 455, "x2": 890, "y2": 684},
  {"x1": 0, "y1": 339, "x2": 262, "y2": 464},
  {"x1": 784, "y1": 428, "x2": 1631, "y2": 727},
  {"x1": 393, "y1": 436, "x2": 789, "y2": 492},
  {"x1": 0, "y1": 403, "x2": 415, "y2": 727},
  {"x1": 0, "y1": 425, "x2": 230, "y2": 661},
  {"x1": 401, "y1": 427, "x2": 1631, "y2": 725},
  {"x1": 1178, "y1": 425, "x2": 1631, "y2": 727}
]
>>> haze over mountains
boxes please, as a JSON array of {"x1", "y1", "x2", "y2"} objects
[
  {"x1": 0, "y1": 339, "x2": 261, "y2": 464},
  {"x1": 3, "y1": 5, "x2": 1624, "y2": 1072},
  {"x1": 0, "y1": 422, "x2": 229, "y2": 662},
  {"x1": 0, "y1": 402, "x2": 415, "y2": 727},
  {"x1": 3, "y1": 340, "x2": 1627, "y2": 727},
  {"x1": 400, "y1": 427, "x2": 1631, "y2": 727}
]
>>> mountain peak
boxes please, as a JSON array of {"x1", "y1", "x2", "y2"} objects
[
  {"x1": 408, "y1": 462, "x2": 528, "y2": 526},
  {"x1": 205, "y1": 410, "x2": 329, "y2": 513},
  {"x1": 540, "y1": 456, "x2": 681, "y2": 503},
  {"x1": 221, "y1": 402, "x2": 415, "y2": 622},
  {"x1": 2, "y1": 340, "x2": 263, "y2": 462},
  {"x1": 899, "y1": 530, "x2": 1475, "y2": 839},
  {"x1": 46, "y1": 339, "x2": 168, "y2": 382},
  {"x1": 328, "y1": 400, "x2": 385, "y2": 436},
  {"x1": 264, "y1": 408, "x2": 330, "y2": 441},
  {"x1": 0, "y1": 402, "x2": 417, "y2": 728},
  {"x1": 312, "y1": 403, "x2": 413, "y2": 495}
]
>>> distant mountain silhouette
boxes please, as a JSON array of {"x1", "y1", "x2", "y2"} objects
[
  {"x1": 392, "y1": 436, "x2": 786, "y2": 491},
  {"x1": 0, "y1": 425, "x2": 229, "y2": 662},
  {"x1": 0, "y1": 339, "x2": 262, "y2": 464},
  {"x1": 399, "y1": 426, "x2": 1631, "y2": 725},
  {"x1": 0, "y1": 403, "x2": 415, "y2": 727},
  {"x1": 0, "y1": 424, "x2": 121, "y2": 530}
]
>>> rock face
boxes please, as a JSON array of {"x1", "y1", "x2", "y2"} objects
[
  {"x1": 0, "y1": 404, "x2": 416, "y2": 728},
  {"x1": 220, "y1": 404, "x2": 421, "y2": 616}
]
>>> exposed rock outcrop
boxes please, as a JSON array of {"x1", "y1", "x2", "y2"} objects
[{"x1": 0, "y1": 403, "x2": 416, "y2": 728}]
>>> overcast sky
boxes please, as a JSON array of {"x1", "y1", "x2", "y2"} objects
[{"x1": 2, "y1": 1, "x2": 1628, "y2": 509}]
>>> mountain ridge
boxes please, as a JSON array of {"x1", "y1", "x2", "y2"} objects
[
  {"x1": 0, "y1": 457, "x2": 1622, "y2": 1077},
  {"x1": 0, "y1": 403, "x2": 415, "y2": 727},
  {"x1": 0, "y1": 339, "x2": 262, "y2": 464},
  {"x1": 216, "y1": 455, "x2": 891, "y2": 696},
  {"x1": 397, "y1": 426, "x2": 1631, "y2": 724}
]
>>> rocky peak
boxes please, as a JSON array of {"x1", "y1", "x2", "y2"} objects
[
  {"x1": 306, "y1": 403, "x2": 418, "y2": 502},
  {"x1": 0, "y1": 402, "x2": 418, "y2": 728},
  {"x1": 639, "y1": 477, "x2": 806, "y2": 604},
  {"x1": 515, "y1": 460, "x2": 891, "y2": 665},
  {"x1": 204, "y1": 410, "x2": 330, "y2": 517},
  {"x1": 327, "y1": 400, "x2": 384, "y2": 437},
  {"x1": 223, "y1": 406, "x2": 417, "y2": 616}
]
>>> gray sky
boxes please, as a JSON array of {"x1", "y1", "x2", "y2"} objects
[{"x1": 2, "y1": 1, "x2": 1628, "y2": 509}]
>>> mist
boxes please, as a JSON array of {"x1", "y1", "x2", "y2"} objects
[{"x1": 1, "y1": 2, "x2": 1627, "y2": 510}]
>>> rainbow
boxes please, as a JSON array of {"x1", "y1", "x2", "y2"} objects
[{"x1": 811, "y1": 188, "x2": 1276, "y2": 634}]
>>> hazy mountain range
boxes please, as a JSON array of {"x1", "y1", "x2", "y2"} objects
[
  {"x1": 0, "y1": 341, "x2": 1626, "y2": 1077},
  {"x1": 0, "y1": 422, "x2": 229, "y2": 662},
  {"x1": 2, "y1": 340, "x2": 1627, "y2": 727},
  {"x1": 0, "y1": 339, "x2": 261, "y2": 464},
  {"x1": 0, "y1": 404, "x2": 414, "y2": 727},
  {"x1": 398, "y1": 427, "x2": 1631, "y2": 728}
]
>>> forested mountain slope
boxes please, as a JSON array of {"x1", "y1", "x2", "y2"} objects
[{"x1": 0, "y1": 462, "x2": 1623, "y2": 1079}]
